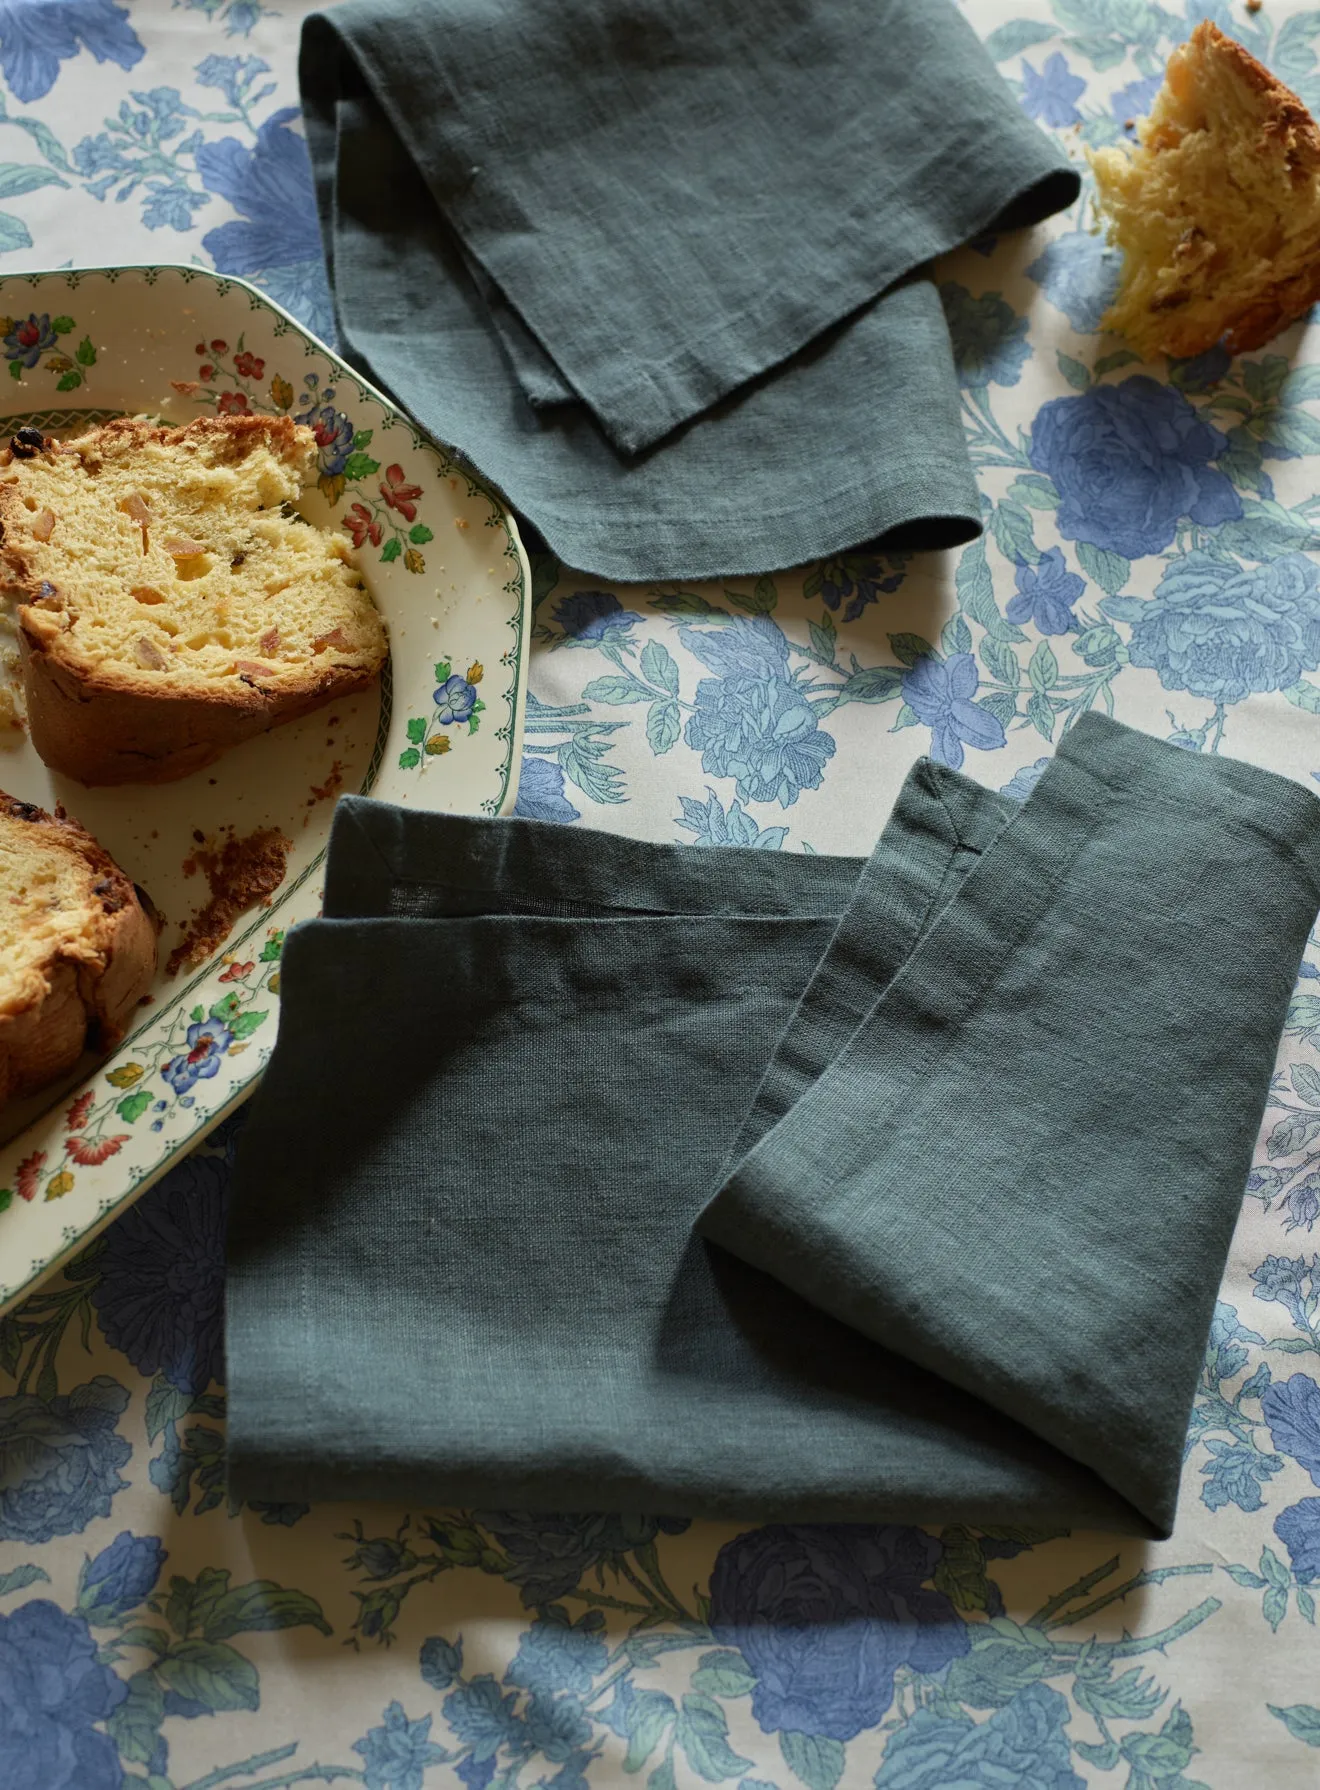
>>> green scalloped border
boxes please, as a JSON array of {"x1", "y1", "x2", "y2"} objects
[{"x1": 0, "y1": 265, "x2": 531, "y2": 1310}]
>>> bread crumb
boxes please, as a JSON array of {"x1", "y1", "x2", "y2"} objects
[
  {"x1": 1246, "y1": 0, "x2": 1263, "y2": 13},
  {"x1": 167, "y1": 825, "x2": 290, "y2": 975},
  {"x1": 307, "y1": 760, "x2": 344, "y2": 806}
]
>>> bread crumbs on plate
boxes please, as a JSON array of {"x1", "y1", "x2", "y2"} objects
[{"x1": 168, "y1": 824, "x2": 290, "y2": 976}]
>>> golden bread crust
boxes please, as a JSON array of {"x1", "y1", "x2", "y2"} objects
[
  {"x1": 1091, "y1": 21, "x2": 1320, "y2": 358},
  {"x1": 0, "y1": 793, "x2": 158, "y2": 1106},
  {"x1": 0, "y1": 414, "x2": 386, "y2": 785}
]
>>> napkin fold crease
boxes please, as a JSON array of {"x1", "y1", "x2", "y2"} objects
[
  {"x1": 226, "y1": 716, "x2": 1320, "y2": 1535},
  {"x1": 298, "y1": 0, "x2": 1081, "y2": 578}
]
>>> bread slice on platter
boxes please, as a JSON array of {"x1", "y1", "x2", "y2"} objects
[
  {"x1": 0, "y1": 791, "x2": 157, "y2": 1107},
  {"x1": 1090, "y1": 20, "x2": 1320, "y2": 358},
  {"x1": 0, "y1": 414, "x2": 387, "y2": 785}
]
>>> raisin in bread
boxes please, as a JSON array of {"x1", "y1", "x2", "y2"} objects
[
  {"x1": 0, "y1": 414, "x2": 387, "y2": 784},
  {"x1": 0, "y1": 792, "x2": 157, "y2": 1107},
  {"x1": 1090, "y1": 21, "x2": 1320, "y2": 358}
]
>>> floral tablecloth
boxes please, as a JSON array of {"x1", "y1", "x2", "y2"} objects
[{"x1": 3, "y1": 1, "x2": 1320, "y2": 1786}]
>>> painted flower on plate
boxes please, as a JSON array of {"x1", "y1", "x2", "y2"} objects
[
  {"x1": 4, "y1": 313, "x2": 58, "y2": 368},
  {"x1": 296, "y1": 401, "x2": 355, "y2": 482},
  {"x1": 0, "y1": 1599, "x2": 126, "y2": 1790},
  {"x1": 1030, "y1": 377, "x2": 1241, "y2": 559},
  {"x1": 90, "y1": 1151, "x2": 228, "y2": 1394},
  {"x1": 381, "y1": 463, "x2": 423, "y2": 521},
  {"x1": 434, "y1": 673, "x2": 478, "y2": 725},
  {"x1": 161, "y1": 1014, "x2": 234, "y2": 1095},
  {"x1": 709, "y1": 1523, "x2": 969, "y2": 1741},
  {"x1": 345, "y1": 502, "x2": 384, "y2": 550}
]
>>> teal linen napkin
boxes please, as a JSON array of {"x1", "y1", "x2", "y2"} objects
[
  {"x1": 297, "y1": 0, "x2": 1079, "y2": 579},
  {"x1": 226, "y1": 717, "x2": 1320, "y2": 1534}
]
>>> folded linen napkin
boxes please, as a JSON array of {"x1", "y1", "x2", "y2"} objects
[
  {"x1": 298, "y1": 0, "x2": 1079, "y2": 579},
  {"x1": 226, "y1": 716, "x2": 1320, "y2": 1535}
]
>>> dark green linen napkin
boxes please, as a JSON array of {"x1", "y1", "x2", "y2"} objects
[
  {"x1": 226, "y1": 716, "x2": 1320, "y2": 1534},
  {"x1": 297, "y1": 0, "x2": 1079, "y2": 579}
]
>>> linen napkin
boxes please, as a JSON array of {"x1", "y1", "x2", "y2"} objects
[
  {"x1": 298, "y1": 0, "x2": 1080, "y2": 579},
  {"x1": 226, "y1": 716, "x2": 1320, "y2": 1535}
]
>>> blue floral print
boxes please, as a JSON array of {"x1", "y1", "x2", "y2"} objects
[
  {"x1": 873, "y1": 1683, "x2": 1084, "y2": 1790},
  {"x1": 90, "y1": 1152, "x2": 228, "y2": 1395},
  {"x1": 6, "y1": 3, "x2": 1320, "y2": 1783},
  {"x1": 0, "y1": 0, "x2": 142, "y2": 103},
  {"x1": 940, "y1": 282, "x2": 1031, "y2": 388},
  {"x1": 197, "y1": 108, "x2": 333, "y2": 337},
  {"x1": 506, "y1": 1614, "x2": 609, "y2": 1696},
  {"x1": 1025, "y1": 233, "x2": 1120, "y2": 333},
  {"x1": 1030, "y1": 377, "x2": 1242, "y2": 559},
  {"x1": 474, "y1": 1512, "x2": 689, "y2": 1606},
  {"x1": 1262, "y1": 1375, "x2": 1320, "y2": 1483},
  {"x1": 708, "y1": 1525, "x2": 968, "y2": 1741},
  {"x1": 353, "y1": 1701, "x2": 450, "y2": 1790},
  {"x1": 553, "y1": 589, "x2": 639, "y2": 646},
  {"x1": 75, "y1": 1531, "x2": 167, "y2": 1624},
  {"x1": 1019, "y1": 52, "x2": 1086, "y2": 126},
  {"x1": 0, "y1": 1379, "x2": 131, "y2": 1543},
  {"x1": 514, "y1": 756, "x2": 582, "y2": 823},
  {"x1": 1110, "y1": 72, "x2": 1162, "y2": 122},
  {"x1": 1274, "y1": 1498, "x2": 1320, "y2": 1584},
  {"x1": 1007, "y1": 547, "x2": 1083, "y2": 634},
  {"x1": 1110, "y1": 552, "x2": 1320, "y2": 705},
  {"x1": 677, "y1": 787, "x2": 787, "y2": 848},
  {"x1": 903, "y1": 652, "x2": 1006, "y2": 770},
  {"x1": 0, "y1": 1600, "x2": 126, "y2": 1789},
  {"x1": 1253, "y1": 1254, "x2": 1318, "y2": 1329},
  {"x1": 682, "y1": 616, "x2": 836, "y2": 807}
]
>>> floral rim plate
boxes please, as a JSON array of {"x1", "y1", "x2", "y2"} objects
[{"x1": 0, "y1": 264, "x2": 530, "y2": 1315}]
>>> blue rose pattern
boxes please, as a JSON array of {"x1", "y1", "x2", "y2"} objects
[
  {"x1": 76, "y1": 1531, "x2": 167, "y2": 1624},
  {"x1": 0, "y1": 0, "x2": 143, "y2": 104},
  {"x1": 5, "y1": 5, "x2": 1320, "y2": 1787},
  {"x1": 0, "y1": 1600, "x2": 126, "y2": 1789},
  {"x1": 873, "y1": 1683, "x2": 1085, "y2": 1789},
  {"x1": 1030, "y1": 377, "x2": 1242, "y2": 559},
  {"x1": 1025, "y1": 233, "x2": 1121, "y2": 334},
  {"x1": 90, "y1": 1151, "x2": 228, "y2": 1395},
  {"x1": 0, "y1": 1379, "x2": 131, "y2": 1543},
  {"x1": 1113, "y1": 552, "x2": 1320, "y2": 705},
  {"x1": 709, "y1": 1525, "x2": 969, "y2": 1740}
]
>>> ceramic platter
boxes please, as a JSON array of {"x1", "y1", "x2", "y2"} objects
[{"x1": 0, "y1": 265, "x2": 530, "y2": 1316}]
